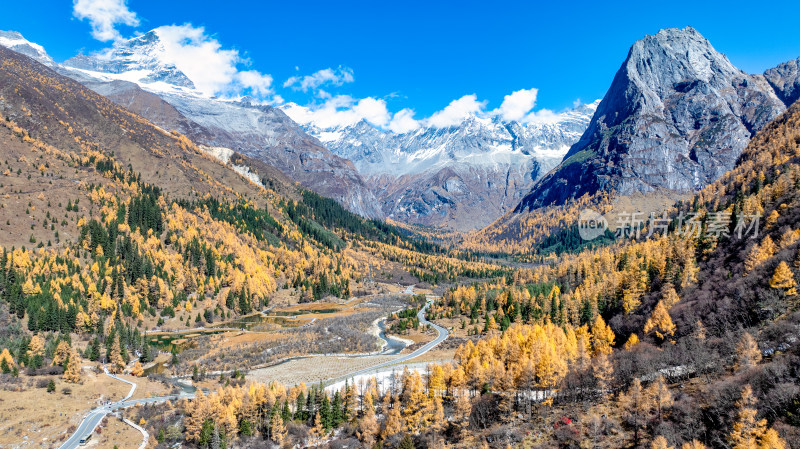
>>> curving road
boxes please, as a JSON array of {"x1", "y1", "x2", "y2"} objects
[
  {"x1": 58, "y1": 367, "x2": 193, "y2": 449},
  {"x1": 59, "y1": 366, "x2": 137, "y2": 449},
  {"x1": 325, "y1": 288, "x2": 449, "y2": 385}
]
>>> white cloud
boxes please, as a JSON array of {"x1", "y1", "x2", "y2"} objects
[
  {"x1": 283, "y1": 67, "x2": 354, "y2": 92},
  {"x1": 141, "y1": 24, "x2": 274, "y2": 99},
  {"x1": 283, "y1": 95, "x2": 391, "y2": 129},
  {"x1": 73, "y1": 0, "x2": 139, "y2": 42},
  {"x1": 425, "y1": 94, "x2": 486, "y2": 128},
  {"x1": 388, "y1": 108, "x2": 420, "y2": 134},
  {"x1": 282, "y1": 89, "x2": 571, "y2": 133},
  {"x1": 493, "y1": 88, "x2": 538, "y2": 122},
  {"x1": 235, "y1": 70, "x2": 274, "y2": 98}
]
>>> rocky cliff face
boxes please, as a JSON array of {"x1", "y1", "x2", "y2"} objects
[
  {"x1": 517, "y1": 27, "x2": 793, "y2": 211},
  {"x1": 303, "y1": 103, "x2": 596, "y2": 230},
  {"x1": 765, "y1": 57, "x2": 800, "y2": 107}
]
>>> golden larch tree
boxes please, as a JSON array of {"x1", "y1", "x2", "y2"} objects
[
  {"x1": 619, "y1": 378, "x2": 652, "y2": 446},
  {"x1": 769, "y1": 261, "x2": 797, "y2": 296},
  {"x1": 52, "y1": 341, "x2": 72, "y2": 367},
  {"x1": 0, "y1": 348, "x2": 15, "y2": 370},
  {"x1": 28, "y1": 334, "x2": 45, "y2": 359},
  {"x1": 729, "y1": 385, "x2": 787, "y2": 449},
  {"x1": 651, "y1": 435, "x2": 675, "y2": 449},
  {"x1": 357, "y1": 393, "x2": 378, "y2": 447},
  {"x1": 624, "y1": 333, "x2": 640, "y2": 350},
  {"x1": 270, "y1": 412, "x2": 287, "y2": 444},
  {"x1": 109, "y1": 337, "x2": 125, "y2": 374},
  {"x1": 131, "y1": 360, "x2": 144, "y2": 377},
  {"x1": 735, "y1": 332, "x2": 762, "y2": 371},
  {"x1": 63, "y1": 349, "x2": 82, "y2": 383},
  {"x1": 591, "y1": 316, "x2": 615, "y2": 356},
  {"x1": 646, "y1": 375, "x2": 673, "y2": 422},
  {"x1": 644, "y1": 301, "x2": 676, "y2": 341}
]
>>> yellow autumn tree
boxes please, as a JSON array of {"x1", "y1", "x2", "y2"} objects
[
  {"x1": 769, "y1": 261, "x2": 797, "y2": 296},
  {"x1": 28, "y1": 334, "x2": 45, "y2": 359},
  {"x1": 735, "y1": 332, "x2": 762, "y2": 371},
  {"x1": 382, "y1": 401, "x2": 403, "y2": 440},
  {"x1": 652, "y1": 435, "x2": 675, "y2": 449},
  {"x1": 624, "y1": 333, "x2": 640, "y2": 350},
  {"x1": 680, "y1": 441, "x2": 707, "y2": 449},
  {"x1": 0, "y1": 348, "x2": 16, "y2": 372},
  {"x1": 131, "y1": 360, "x2": 144, "y2": 377},
  {"x1": 357, "y1": 393, "x2": 379, "y2": 446},
  {"x1": 619, "y1": 378, "x2": 652, "y2": 446},
  {"x1": 646, "y1": 375, "x2": 673, "y2": 422},
  {"x1": 310, "y1": 411, "x2": 326, "y2": 442},
  {"x1": 745, "y1": 236, "x2": 776, "y2": 273},
  {"x1": 109, "y1": 338, "x2": 125, "y2": 374},
  {"x1": 591, "y1": 316, "x2": 615, "y2": 356},
  {"x1": 270, "y1": 412, "x2": 286, "y2": 444},
  {"x1": 729, "y1": 385, "x2": 787, "y2": 449},
  {"x1": 52, "y1": 341, "x2": 72, "y2": 367},
  {"x1": 661, "y1": 286, "x2": 681, "y2": 309},
  {"x1": 184, "y1": 390, "x2": 210, "y2": 443},
  {"x1": 63, "y1": 349, "x2": 82, "y2": 383},
  {"x1": 644, "y1": 301, "x2": 676, "y2": 341}
]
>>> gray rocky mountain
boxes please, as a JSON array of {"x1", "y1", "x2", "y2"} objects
[
  {"x1": 517, "y1": 27, "x2": 798, "y2": 211},
  {"x1": 765, "y1": 57, "x2": 800, "y2": 107}
]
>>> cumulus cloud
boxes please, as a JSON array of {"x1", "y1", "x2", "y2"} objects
[
  {"x1": 282, "y1": 88, "x2": 574, "y2": 132},
  {"x1": 283, "y1": 95, "x2": 390, "y2": 129},
  {"x1": 128, "y1": 24, "x2": 275, "y2": 99},
  {"x1": 284, "y1": 67, "x2": 354, "y2": 92},
  {"x1": 73, "y1": 0, "x2": 139, "y2": 42},
  {"x1": 388, "y1": 108, "x2": 420, "y2": 133},
  {"x1": 235, "y1": 70, "x2": 275, "y2": 98},
  {"x1": 493, "y1": 88, "x2": 538, "y2": 122},
  {"x1": 425, "y1": 94, "x2": 486, "y2": 128},
  {"x1": 284, "y1": 96, "x2": 428, "y2": 133}
]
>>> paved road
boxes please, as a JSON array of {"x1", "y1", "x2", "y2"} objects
[
  {"x1": 58, "y1": 367, "x2": 137, "y2": 449},
  {"x1": 326, "y1": 288, "x2": 449, "y2": 385},
  {"x1": 58, "y1": 367, "x2": 193, "y2": 449}
]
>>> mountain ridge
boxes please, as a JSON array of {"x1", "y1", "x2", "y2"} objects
[{"x1": 299, "y1": 101, "x2": 598, "y2": 229}]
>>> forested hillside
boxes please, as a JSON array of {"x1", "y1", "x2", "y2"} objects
[{"x1": 160, "y1": 101, "x2": 800, "y2": 448}]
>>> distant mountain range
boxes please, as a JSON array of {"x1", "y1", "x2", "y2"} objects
[
  {"x1": 299, "y1": 102, "x2": 598, "y2": 229},
  {"x1": 0, "y1": 29, "x2": 384, "y2": 218}
]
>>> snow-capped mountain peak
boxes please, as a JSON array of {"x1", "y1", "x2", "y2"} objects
[
  {"x1": 294, "y1": 101, "x2": 598, "y2": 229},
  {"x1": 61, "y1": 29, "x2": 198, "y2": 96},
  {"x1": 0, "y1": 30, "x2": 53, "y2": 65},
  {"x1": 301, "y1": 102, "x2": 597, "y2": 178}
]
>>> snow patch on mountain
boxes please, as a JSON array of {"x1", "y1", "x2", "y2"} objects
[
  {"x1": 0, "y1": 31, "x2": 53, "y2": 65},
  {"x1": 301, "y1": 101, "x2": 599, "y2": 179}
]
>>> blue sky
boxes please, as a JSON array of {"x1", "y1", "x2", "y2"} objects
[{"x1": 2, "y1": 0, "x2": 800, "y2": 130}]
